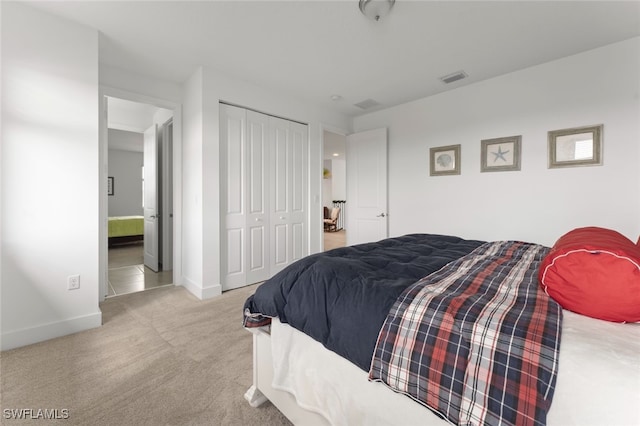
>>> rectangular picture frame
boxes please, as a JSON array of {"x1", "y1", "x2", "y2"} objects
[
  {"x1": 430, "y1": 144, "x2": 461, "y2": 176},
  {"x1": 548, "y1": 124, "x2": 602, "y2": 168},
  {"x1": 108, "y1": 176, "x2": 114, "y2": 196},
  {"x1": 481, "y1": 135, "x2": 521, "y2": 172}
]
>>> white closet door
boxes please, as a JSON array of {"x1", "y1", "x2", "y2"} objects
[
  {"x1": 221, "y1": 104, "x2": 247, "y2": 290},
  {"x1": 221, "y1": 104, "x2": 308, "y2": 289},
  {"x1": 270, "y1": 117, "x2": 308, "y2": 276},
  {"x1": 245, "y1": 111, "x2": 270, "y2": 284},
  {"x1": 221, "y1": 105, "x2": 271, "y2": 290},
  {"x1": 289, "y1": 121, "x2": 308, "y2": 264}
]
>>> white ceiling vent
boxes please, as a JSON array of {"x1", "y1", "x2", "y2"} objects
[
  {"x1": 439, "y1": 71, "x2": 468, "y2": 84},
  {"x1": 354, "y1": 98, "x2": 380, "y2": 110}
]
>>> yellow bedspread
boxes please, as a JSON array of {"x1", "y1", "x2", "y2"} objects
[{"x1": 108, "y1": 216, "x2": 144, "y2": 238}]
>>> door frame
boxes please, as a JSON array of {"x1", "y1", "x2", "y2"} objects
[
  {"x1": 99, "y1": 86, "x2": 182, "y2": 303},
  {"x1": 318, "y1": 124, "x2": 349, "y2": 252}
]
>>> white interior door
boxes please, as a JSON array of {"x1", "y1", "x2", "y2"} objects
[
  {"x1": 346, "y1": 128, "x2": 388, "y2": 246},
  {"x1": 100, "y1": 95, "x2": 109, "y2": 301},
  {"x1": 161, "y1": 120, "x2": 173, "y2": 271},
  {"x1": 143, "y1": 124, "x2": 159, "y2": 272},
  {"x1": 270, "y1": 117, "x2": 308, "y2": 276}
]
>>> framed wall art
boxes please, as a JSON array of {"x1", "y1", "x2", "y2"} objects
[
  {"x1": 481, "y1": 135, "x2": 521, "y2": 172},
  {"x1": 548, "y1": 124, "x2": 602, "y2": 168},
  {"x1": 430, "y1": 144, "x2": 461, "y2": 176}
]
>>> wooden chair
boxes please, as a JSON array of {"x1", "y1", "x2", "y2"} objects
[{"x1": 323, "y1": 207, "x2": 340, "y2": 232}]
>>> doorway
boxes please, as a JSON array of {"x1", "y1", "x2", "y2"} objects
[
  {"x1": 104, "y1": 96, "x2": 174, "y2": 297},
  {"x1": 322, "y1": 130, "x2": 347, "y2": 251}
]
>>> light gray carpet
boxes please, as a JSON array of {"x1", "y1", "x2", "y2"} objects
[{"x1": 0, "y1": 285, "x2": 291, "y2": 425}]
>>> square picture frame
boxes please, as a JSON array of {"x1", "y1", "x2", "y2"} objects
[
  {"x1": 107, "y1": 177, "x2": 114, "y2": 196},
  {"x1": 480, "y1": 135, "x2": 521, "y2": 172},
  {"x1": 430, "y1": 144, "x2": 461, "y2": 176},
  {"x1": 548, "y1": 124, "x2": 602, "y2": 168}
]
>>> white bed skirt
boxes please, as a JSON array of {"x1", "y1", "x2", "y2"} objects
[{"x1": 247, "y1": 313, "x2": 640, "y2": 425}]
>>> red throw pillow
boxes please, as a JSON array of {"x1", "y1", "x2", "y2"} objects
[{"x1": 539, "y1": 227, "x2": 640, "y2": 323}]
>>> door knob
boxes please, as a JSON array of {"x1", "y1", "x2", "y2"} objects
[{"x1": 376, "y1": 213, "x2": 386, "y2": 217}]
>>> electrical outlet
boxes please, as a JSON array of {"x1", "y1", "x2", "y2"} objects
[{"x1": 68, "y1": 274, "x2": 80, "y2": 290}]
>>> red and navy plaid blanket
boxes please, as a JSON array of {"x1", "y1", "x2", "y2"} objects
[{"x1": 369, "y1": 241, "x2": 562, "y2": 426}]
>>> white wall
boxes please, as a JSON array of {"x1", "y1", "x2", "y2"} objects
[
  {"x1": 353, "y1": 37, "x2": 640, "y2": 247},
  {"x1": 181, "y1": 67, "x2": 208, "y2": 297},
  {"x1": 331, "y1": 159, "x2": 346, "y2": 201},
  {"x1": 108, "y1": 145, "x2": 143, "y2": 217},
  {"x1": 100, "y1": 64, "x2": 183, "y2": 106},
  {"x1": 1, "y1": 3, "x2": 101, "y2": 350},
  {"x1": 323, "y1": 160, "x2": 333, "y2": 210},
  {"x1": 107, "y1": 127, "x2": 143, "y2": 152}
]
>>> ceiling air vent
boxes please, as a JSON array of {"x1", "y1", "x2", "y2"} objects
[
  {"x1": 439, "y1": 71, "x2": 468, "y2": 84},
  {"x1": 354, "y1": 98, "x2": 380, "y2": 110}
]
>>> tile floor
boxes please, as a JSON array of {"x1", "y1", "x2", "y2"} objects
[{"x1": 108, "y1": 243, "x2": 173, "y2": 297}]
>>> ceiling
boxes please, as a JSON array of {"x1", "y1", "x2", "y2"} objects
[{"x1": 26, "y1": 1, "x2": 640, "y2": 117}]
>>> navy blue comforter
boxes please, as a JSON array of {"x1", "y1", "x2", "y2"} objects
[{"x1": 243, "y1": 233, "x2": 484, "y2": 371}]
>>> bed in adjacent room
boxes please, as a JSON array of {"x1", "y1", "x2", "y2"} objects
[
  {"x1": 108, "y1": 215, "x2": 144, "y2": 247},
  {"x1": 243, "y1": 232, "x2": 640, "y2": 426}
]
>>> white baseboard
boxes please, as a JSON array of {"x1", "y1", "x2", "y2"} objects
[
  {"x1": 1, "y1": 311, "x2": 102, "y2": 351},
  {"x1": 180, "y1": 277, "x2": 222, "y2": 300}
]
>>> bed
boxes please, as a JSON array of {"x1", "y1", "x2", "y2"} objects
[
  {"x1": 108, "y1": 215, "x2": 144, "y2": 247},
  {"x1": 243, "y1": 233, "x2": 640, "y2": 426}
]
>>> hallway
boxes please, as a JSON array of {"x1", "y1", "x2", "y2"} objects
[{"x1": 324, "y1": 229, "x2": 346, "y2": 251}]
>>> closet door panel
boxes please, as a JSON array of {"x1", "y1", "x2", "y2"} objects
[
  {"x1": 249, "y1": 226, "x2": 265, "y2": 271},
  {"x1": 221, "y1": 104, "x2": 247, "y2": 290},
  {"x1": 292, "y1": 222, "x2": 304, "y2": 262},
  {"x1": 273, "y1": 126, "x2": 288, "y2": 214},
  {"x1": 273, "y1": 224, "x2": 288, "y2": 267},
  {"x1": 291, "y1": 128, "x2": 305, "y2": 214},
  {"x1": 248, "y1": 118, "x2": 266, "y2": 215},
  {"x1": 289, "y1": 122, "x2": 308, "y2": 263},
  {"x1": 246, "y1": 111, "x2": 270, "y2": 284},
  {"x1": 270, "y1": 117, "x2": 308, "y2": 275},
  {"x1": 226, "y1": 228, "x2": 244, "y2": 275},
  {"x1": 225, "y1": 113, "x2": 244, "y2": 215},
  {"x1": 270, "y1": 117, "x2": 289, "y2": 275}
]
